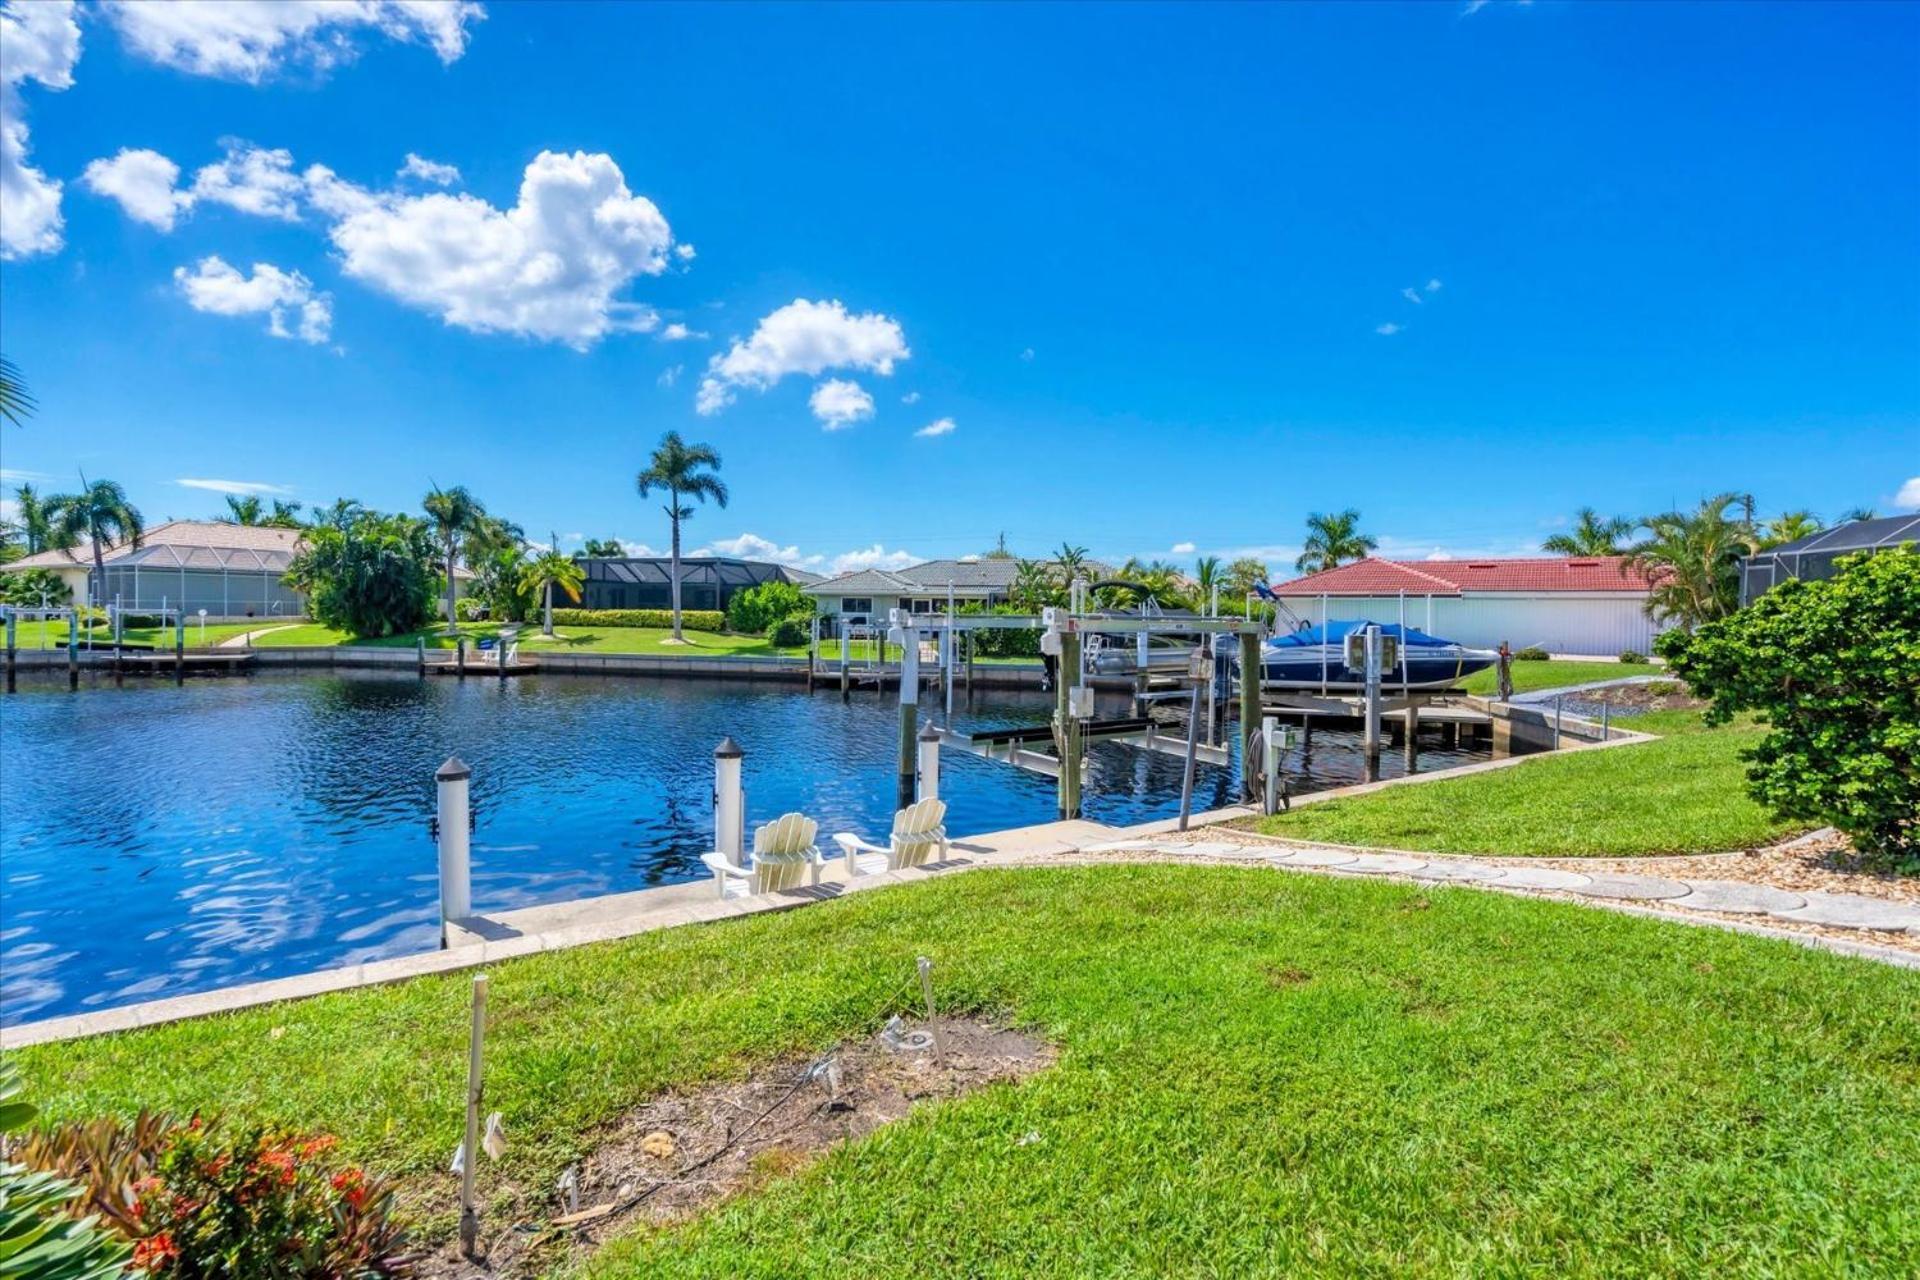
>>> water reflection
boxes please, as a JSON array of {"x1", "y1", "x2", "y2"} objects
[{"x1": 0, "y1": 671, "x2": 1492, "y2": 1023}]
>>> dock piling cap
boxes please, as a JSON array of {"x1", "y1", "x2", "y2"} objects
[
  {"x1": 714, "y1": 736, "x2": 744, "y2": 759},
  {"x1": 918, "y1": 723, "x2": 942, "y2": 742},
  {"x1": 436, "y1": 756, "x2": 472, "y2": 782}
]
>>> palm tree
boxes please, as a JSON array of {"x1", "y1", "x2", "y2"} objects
[
  {"x1": 636, "y1": 432, "x2": 727, "y2": 642},
  {"x1": 1542, "y1": 507, "x2": 1634, "y2": 556},
  {"x1": 0, "y1": 355, "x2": 35, "y2": 427},
  {"x1": 1193, "y1": 555, "x2": 1223, "y2": 609},
  {"x1": 1760, "y1": 510, "x2": 1823, "y2": 549},
  {"x1": 423, "y1": 485, "x2": 489, "y2": 632},
  {"x1": 1053, "y1": 542, "x2": 1090, "y2": 590},
  {"x1": 579, "y1": 537, "x2": 625, "y2": 558},
  {"x1": 1010, "y1": 558, "x2": 1059, "y2": 611},
  {"x1": 1837, "y1": 506, "x2": 1877, "y2": 523},
  {"x1": 265, "y1": 499, "x2": 304, "y2": 528},
  {"x1": 310, "y1": 498, "x2": 364, "y2": 531},
  {"x1": 46, "y1": 477, "x2": 143, "y2": 606},
  {"x1": 1295, "y1": 509, "x2": 1376, "y2": 573},
  {"x1": 1622, "y1": 492, "x2": 1757, "y2": 630},
  {"x1": 520, "y1": 542, "x2": 585, "y2": 636},
  {"x1": 11, "y1": 483, "x2": 63, "y2": 555},
  {"x1": 223, "y1": 494, "x2": 264, "y2": 525}
]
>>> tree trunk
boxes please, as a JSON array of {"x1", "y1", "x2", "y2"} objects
[
  {"x1": 543, "y1": 581, "x2": 554, "y2": 636},
  {"x1": 669, "y1": 487, "x2": 683, "y2": 642},
  {"x1": 91, "y1": 534, "x2": 106, "y2": 621},
  {"x1": 444, "y1": 533, "x2": 458, "y2": 633}
]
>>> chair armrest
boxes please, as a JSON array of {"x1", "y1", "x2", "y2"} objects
[
  {"x1": 833, "y1": 832, "x2": 888, "y2": 857},
  {"x1": 699, "y1": 851, "x2": 751, "y2": 878}
]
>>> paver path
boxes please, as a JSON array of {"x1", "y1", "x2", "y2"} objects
[
  {"x1": 1083, "y1": 836, "x2": 1920, "y2": 937},
  {"x1": 218, "y1": 624, "x2": 301, "y2": 648}
]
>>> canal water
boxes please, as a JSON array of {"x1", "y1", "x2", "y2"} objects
[{"x1": 0, "y1": 672, "x2": 1492, "y2": 1024}]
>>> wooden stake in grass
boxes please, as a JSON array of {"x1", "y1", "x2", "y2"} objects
[
  {"x1": 460, "y1": 973, "x2": 487, "y2": 1259},
  {"x1": 917, "y1": 956, "x2": 947, "y2": 1068}
]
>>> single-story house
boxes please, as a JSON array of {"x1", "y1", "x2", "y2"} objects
[
  {"x1": 1738, "y1": 514, "x2": 1919, "y2": 604},
  {"x1": 1268, "y1": 556, "x2": 1666, "y2": 656},
  {"x1": 804, "y1": 558, "x2": 1024, "y2": 626},
  {"x1": 2, "y1": 520, "x2": 307, "y2": 619},
  {"x1": 572, "y1": 556, "x2": 822, "y2": 613}
]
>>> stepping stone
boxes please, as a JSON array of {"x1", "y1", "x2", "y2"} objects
[
  {"x1": 1494, "y1": 867, "x2": 1593, "y2": 891},
  {"x1": 1669, "y1": 880, "x2": 1805, "y2": 915},
  {"x1": 1406, "y1": 861, "x2": 1508, "y2": 883},
  {"x1": 1770, "y1": 893, "x2": 1920, "y2": 932},
  {"x1": 1178, "y1": 841, "x2": 1252, "y2": 858},
  {"x1": 1568, "y1": 873, "x2": 1693, "y2": 901},
  {"x1": 1080, "y1": 840, "x2": 1159, "y2": 853},
  {"x1": 1340, "y1": 853, "x2": 1427, "y2": 875},
  {"x1": 1280, "y1": 848, "x2": 1359, "y2": 868}
]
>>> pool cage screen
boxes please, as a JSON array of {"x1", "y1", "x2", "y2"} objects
[
  {"x1": 93, "y1": 543, "x2": 304, "y2": 617},
  {"x1": 1739, "y1": 515, "x2": 1920, "y2": 605}
]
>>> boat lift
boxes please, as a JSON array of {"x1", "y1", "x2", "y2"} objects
[{"x1": 870, "y1": 593, "x2": 1272, "y2": 820}]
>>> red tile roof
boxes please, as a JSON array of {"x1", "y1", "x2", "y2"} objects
[{"x1": 1270, "y1": 556, "x2": 1651, "y2": 596}]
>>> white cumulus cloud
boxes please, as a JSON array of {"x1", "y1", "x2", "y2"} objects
[
  {"x1": 82, "y1": 147, "x2": 191, "y2": 230},
  {"x1": 174, "y1": 255, "x2": 333, "y2": 344},
  {"x1": 832, "y1": 544, "x2": 919, "y2": 574},
  {"x1": 696, "y1": 532, "x2": 823, "y2": 571},
  {"x1": 1426, "y1": 277, "x2": 1443, "y2": 292},
  {"x1": 191, "y1": 140, "x2": 304, "y2": 219},
  {"x1": 901, "y1": 390, "x2": 921, "y2": 405},
  {"x1": 312, "y1": 149, "x2": 676, "y2": 347},
  {"x1": 1375, "y1": 322, "x2": 1402, "y2": 336},
  {"x1": 0, "y1": 0, "x2": 81, "y2": 260},
  {"x1": 698, "y1": 298, "x2": 908, "y2": 415},
  {"x1": 1895, "y1": 477, "x2": 1920, "y2": 511},
  {"x1": 809, "y1": 378, "x2": 874, "y2": 430},
  {"x1": 1170, "y1": 541, "x2": 1196, "y2": 555},
  {"x1": 101, "y1": 0, "x2": 485, "y2": 83},
  {"x1": 660, "y1": 322, "x2": 705, "y2": 341},
  {"x1": 398, "y1": 152, "x2": 459, "y2": 185},
  {"x1": 914, "y1": 416, "x2": 956, "y2": 438}
]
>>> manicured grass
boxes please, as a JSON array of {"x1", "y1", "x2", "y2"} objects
[
  {"x1": 1257, "y1": 711, "x2": 1797, "y2": 856},
  {"x1": 1458, "y1": 658, "x2": 1662, "y2": 697},
  {"x1": 3, "y1": 619, "x2": 262, "y2": 648},
  {"x1": 14, "y1": 867, "x2": 1916, "y2": 1275}
]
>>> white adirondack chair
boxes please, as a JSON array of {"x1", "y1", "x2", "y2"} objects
[
  {"x1": 831, "y1": 798, "x2": 949, "y2": 876},
  {"x1": 700, "y1": 812, "x2": 823, "y2": 898}
]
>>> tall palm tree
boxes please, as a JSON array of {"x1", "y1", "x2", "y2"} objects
[
  {"x1": 223, "y1": 494, "x2": 264, "y2": 525},
  {"x1": 1053, "y1": 542, "x2": 1090, "y2": 590},
  {"x1": 1622, "y1": 492, "x2": 1757, "y2": 630},
  {"x1": 520, "y1": 542, "x2": 585, "y2": 636},
  {"x1": 636, "y1": 432, "x2": 727, "y2": 642},
  {"x1": 46, "y1": 477, "x2": 143, "y2": 607},
  {"x1": 423, "y1": 485, "x2": 489, "y2": 632},
  {"x1": 265, "y1": 499, "x2": 304, "y2": 528},
  {"x1": 11, "y1": 483, "x2": 63, "y2": 555},
  {"x1": 1837, "y1": 506, "x2": 1877, "y2": 523},
  {"x1": 0, "y1": 355, "x2": 35, "y2": 427},
  {"x1": 1542, "y1": 507, "x2": 1634, "y2": 556},
  {"x1": 310, "y1": 498, "x2": 364, "y2": 531},
  {"x1": 1760, "y1": 510, "x2": 1823, "y2": 549},
  {"x1": 1295, "y1": 509, "x2": 1376, "y2": 573},
  {"x1": 1010, "y1": 558, "x2": 1060, "y2": 611}
]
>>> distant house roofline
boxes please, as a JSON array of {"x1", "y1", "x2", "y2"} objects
[{"x1": 1269, "y1": 556, "x2": 1653, "y2": 596}]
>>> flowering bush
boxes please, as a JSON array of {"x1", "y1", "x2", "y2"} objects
[{"x1": 125, "y1": 1124, "x2": 415, "y2": 1278}]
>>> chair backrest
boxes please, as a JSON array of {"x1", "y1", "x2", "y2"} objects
[
  {"x1": 889, "y1": 798, "x2": 947, "y2": 868},
  {"x1": 750, "y1": 812, "x2": 817, "y2": 892}
]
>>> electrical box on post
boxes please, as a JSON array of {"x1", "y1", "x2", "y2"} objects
[{"x1": 1068, "y1": 686, "x2": 1096, "y2": 719}]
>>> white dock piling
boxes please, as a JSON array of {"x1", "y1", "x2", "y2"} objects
[
  {"x1": 917, "y1": 722, "x2": 942, "y2": 801},
  {"x1": 436, "y1": 757, "x2": 473, "y2": 944},
  {"x1": 713, "y1": 737, "x2": 744, "y2": 860}
]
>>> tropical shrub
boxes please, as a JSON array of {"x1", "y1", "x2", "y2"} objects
[
  {"x1": 768, "y1": 614, "x2": 810, "y2": 648},
  {"x1": 725, "y1": 581, "x2": 813, "y2": 635},
  {"x1": 0, "y1": 566, "x2": 72, "y2": 606},
  {"x1": 1513, "y1": 646, "x2": 1551, "y2": 661},
  {"x1": 1618, "y1": 649, "x2": 1648, "y2": 664},
  {"x1": 1659, "y1": 547, "x2": 1918, "y2": 868},
  {"x1": 957, "y1": 603, "x2": 1043, "y2": 657},
  {"x1": 285, "y1": 511, "x2": 438, "y2": 638},
  {"x1": 13, "y1": 1106, "x2": 416, "y2": 1279},
  {"x1": 549, "y1": 608, "x2": 727, "y2": 633},
  {"x1": 0, "y1": 1062, "x2": 132, "y2": 1280}
]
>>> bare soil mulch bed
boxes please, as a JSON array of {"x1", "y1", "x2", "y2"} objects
[
  {"x1": 420, "y1": 1017, "x2": 1053, "y2": 1278},
  {"x1": 1570, "y1": 680, "x2": 1705, "y2": 713}
]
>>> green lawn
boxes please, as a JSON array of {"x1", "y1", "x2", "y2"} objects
[
  {"x1": 14, "y1": 867, "x2": 1915, "y2": 1276},
  {"x1": 1458, "y1": 658, "x2": 1662, "y2": 697},
  {"x1": 1257, "y1": 710, "x2": 1797, "y2": 857},
  {"x1": 3, "y1": 619, "x2": 263, "y2": 648}
]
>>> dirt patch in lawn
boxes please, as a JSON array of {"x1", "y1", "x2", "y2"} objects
[
  {"x1": 1579, "y1": 680, "x2": 1705, "y2": 714},
  {"x1": 418, "y1": 1017, "x2": 1053, "y2": 1278}
]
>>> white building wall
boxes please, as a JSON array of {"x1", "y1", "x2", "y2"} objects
[{"x1": 1275, "y1": 592, "x2": 1667, "y2": 656}]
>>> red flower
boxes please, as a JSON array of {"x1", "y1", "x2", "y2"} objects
[
  {"x1": 298, "y1": 1134, "x2": 339, "y2": 1158},
  {"x1": 331, "y1": 1167, "x2": 369, "y2": 1209},
  {"x1": 133, "y1": 1231, "x2": 180, "y2": 1269}
]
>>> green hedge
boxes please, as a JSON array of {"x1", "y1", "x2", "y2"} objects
[
  {"x1": 549, "y1": 608, "x2": 728, "y2": 633},
  {"x1": 957, "y1": 603, "x2": 1043, "y2": 657}
]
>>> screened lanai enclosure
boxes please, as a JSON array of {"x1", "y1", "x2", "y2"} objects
[
  {"x1": 96, "y1": 542, "x2": 304, "y2": 617},
  {"x1": 573, "y1": 556, "x2": 818, "y2": 612},
  {"x1": 1739, "y1": 514, "x2": 1920, "y2": 604}
]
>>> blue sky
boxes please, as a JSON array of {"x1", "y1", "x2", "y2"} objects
[{"x1": 2, "y1": 0, "x2": 1915, "y2": 576}]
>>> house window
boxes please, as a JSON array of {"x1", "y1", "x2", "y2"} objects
[
  {"x1": 910, "y1": 598, "x2": 936, "y2": 613},
  {"x1": 840, "y1": 597, "x2": 873, "y2": 615}
]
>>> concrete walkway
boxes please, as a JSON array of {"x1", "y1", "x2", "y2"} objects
[{"x1": 218, "y1": 624, "x2": 302, "y2": 648}]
